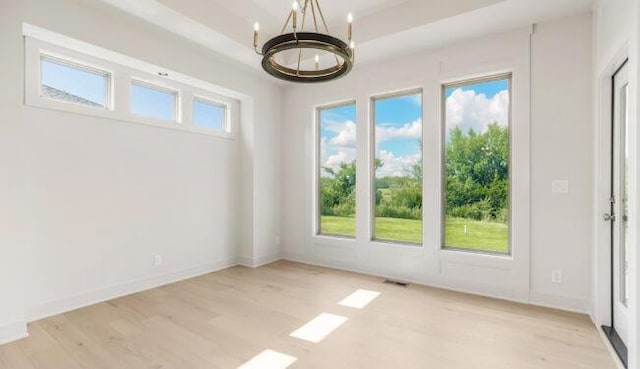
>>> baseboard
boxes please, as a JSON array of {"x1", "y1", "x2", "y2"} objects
[
  {"x1": 529, "y1": 291, "x2": 590, "y2": 314},
  {"x1": 0, "y1": 320, "x2": 28, "y2": 345},
  {"x1": 281, "y1": 253, "x2": 589, "y2": 315},
  {"x1": 27, "y1": 257, "x2": 240, "y2": 323},
  {"x1": 238, "y1": 252, "x2": 284, "y2": 268}
]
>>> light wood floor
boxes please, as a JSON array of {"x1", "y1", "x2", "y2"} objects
[{"x1": 0, "y1": 261, "x2": 616, "y2": 369}]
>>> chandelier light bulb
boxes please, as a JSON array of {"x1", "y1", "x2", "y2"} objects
[
  {"x1": 347, "y1": 13, "x2": 353, "y2": 23},
  {"x1": 254, "y1": 22, "x2": 260, "y2": 31},
  {"x1": 292, "y1": 1, "x2": 299, "y2": 11},
  {"x1": 350, "y1": 41, "x2": 355, "y2": 49}
]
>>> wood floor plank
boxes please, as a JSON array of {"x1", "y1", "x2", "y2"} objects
[{"x1": 0, "y1": 261, "x2": 616, "y2": 369}]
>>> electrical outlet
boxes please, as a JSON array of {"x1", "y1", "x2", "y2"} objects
[
  {"x1": 154, "y1": 254, "x2": 163, "y2": 266},
  {"x1": 552, "y1": 270, "x2": 563, "y2": 284},
  {"x1": 552, "y1": 180, "x2": 569, "y2": 194}
]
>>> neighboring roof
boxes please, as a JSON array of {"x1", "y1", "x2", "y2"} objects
[{"x1": 41, "y1": 84, "x2": 103, "y2": 107}]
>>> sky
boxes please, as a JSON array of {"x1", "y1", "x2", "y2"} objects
[
  {"x1": 320, "y1": 78, "x2": 509, "y2": 178},
  {"x1": 41, "y1": 58, "x2": 106, "y2": 106}
]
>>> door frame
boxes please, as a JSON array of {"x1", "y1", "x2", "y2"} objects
[
  {"x1": 602, "y1": 58, "x2": 630, "y2": 368},
  {"x1": 593, "y1": 45, "x2": 630, "y2": 369}
]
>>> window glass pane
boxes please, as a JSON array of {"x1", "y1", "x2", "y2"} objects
[
  {"x1": 131, "y1": 81, "x2": 176, "y2": 122},
  {"x1": 318, "y1": 103, "x2": 357, "y2": 237},
  {"x1": 193, "y1": 99, "x2": 226, "y2": 131},
  {"x1": 40, "y1": 56, "x2": 108, "y2": 108},
  {"x1": 443, "y1": 77, "x2": 510, "y2": 253},
  {"x1": 373, "y1": 92, "x2": 423, "y2": 244}
]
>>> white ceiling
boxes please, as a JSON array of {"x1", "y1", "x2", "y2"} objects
[
  {"x1": 247, "y1": 0, "x2": 412, "y2": 23},
  {"x1": 99, "y1": 0, "x2": 595, "y2": 82}
]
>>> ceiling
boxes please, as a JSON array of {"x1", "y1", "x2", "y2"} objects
[{"x1": 99, "y1": 0, "x2": 595, "y2": 81}]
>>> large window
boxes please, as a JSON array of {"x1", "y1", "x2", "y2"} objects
[
  {"x1": 40, "y1": 55, "x2": 110, "y2": 109},
  {"x1": 443, "y1": 75, "x2": 511, "y2": 254},
  {"x1": 317, "y1": 102, "x2": 357, "y2": 237},
  {"x1": 372, "y1": 91, "x2": 423, "y2": 244}
]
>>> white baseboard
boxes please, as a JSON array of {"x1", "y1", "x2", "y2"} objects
[
  {"x1": 27, "y1": 257, "x2": 240, "y2": 323},
  {"x1": 529, "y1": 291, "x2": 590, "y2": 314},
  {"x1": 0, "y1": 320, "x2": 28, "y2": 345},
  {"x1": 238, "y1": 252, "x2": 283, "y2": 268},
  {"x1": 281, "y1": 252, "x2": 590, "y2": 315}
]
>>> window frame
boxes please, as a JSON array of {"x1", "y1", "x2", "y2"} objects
[
  {"x1": 315, "y1": 99, "x2": 358, "y2": 239},
  {"x1": 440, "y1": 73, "x2": 513, "y2": 256},
  {"x1": 192, "y1": 95, "x2": 230, "y2": 134},
  {"x1": 39, "y1": 53, "x2": 112, "y2": 110},
  {"x1": 370, "y1": 88, "x2": 424, "y2": 246},
  {"x1": 129, "y1": 78, "x2": 180, "y2": 124}
]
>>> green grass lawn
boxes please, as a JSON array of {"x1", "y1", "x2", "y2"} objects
[{"x1": 319, "y1": 216, "x2": 508, "y2": 253}]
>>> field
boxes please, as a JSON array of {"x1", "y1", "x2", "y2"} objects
[{"x1": 320, "y1": 216, "x2": 508, "y2": 253}]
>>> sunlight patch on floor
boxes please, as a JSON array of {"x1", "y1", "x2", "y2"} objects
[
  {"x1": 290, "y1": 313, "x2": 348, "y2": 343},
  {"x1": 338, "y1": 289, "x2": 381, "y2": 309}
]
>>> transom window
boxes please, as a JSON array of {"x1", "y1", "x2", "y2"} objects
[
  {"x1": 130, "y1": 81, "x2": 178, "y2": 122},
  {"x1": 40, "y1": 55, "x2": 110, "y2": 109}
]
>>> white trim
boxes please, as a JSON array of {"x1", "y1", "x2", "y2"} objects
[
  {"x1": 0, "y1": 321, "x2": 28, "y2": 346},
  {"x1": 529, "y1": 292, "x2": 590, "y2": 314},
  {"x1": 26, "y1": 258, "x2": 239, "y2": 323},
  {"x1": 238, "y1": 252, "x2": 284, "y2": 268}
]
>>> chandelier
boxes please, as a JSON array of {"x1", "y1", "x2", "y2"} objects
[{"x1": 252, "y1": 1, "x2": 355, "y2": 83}]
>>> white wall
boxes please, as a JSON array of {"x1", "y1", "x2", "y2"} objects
[
  {"x1": 530, "y1": 14, "x2": 594, "y2": 312},
  {"x1": 0, "y1": 0, "x2": 282, "y2": 342},
  {"x1": 593, "y1": 0, "x2": 639, "y2": 367},
  {"x1": 280, "y1": 13, "x2": 594, "y2": 313}
]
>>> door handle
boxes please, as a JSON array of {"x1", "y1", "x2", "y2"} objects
[{"x1": 603, "y1": 213, "x2": 616, "y2": 222}]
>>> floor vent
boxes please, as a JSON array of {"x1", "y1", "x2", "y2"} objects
[{"x1": 383, "y1": 279, "x2": 409, "y2": 287}]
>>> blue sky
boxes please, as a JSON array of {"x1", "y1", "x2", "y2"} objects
[
  {"x1": 41, "y1": 58, "x2": 106, "y2": 106},
  {"x1": 445, "y1": 79, "x2": 508, "y2": 99}
]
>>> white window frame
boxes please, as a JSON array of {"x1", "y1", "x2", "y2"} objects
[
  {"x1": 39, "y1": 53, "x2": 113, "y2": 111},
  {"x1": 129, "y1": 78, "x2": 180, "y2": 124},
  {"x1": 192, "y1": 96, "x2": 230, "y2": 134},
  {"x1": 441, "y1": 73, "x2": 513, "y2": 256},
  {"x1": 24, "y1": 32, "x2": 237, "y2": 139},
  {"x1": 315, "y1": 100, "x2": 358, "y2": 239},
  {"x1": 370, "y1": 88, "x2": 424, "y2": 247}
]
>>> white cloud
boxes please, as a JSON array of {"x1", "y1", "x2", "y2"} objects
[
  {"x1": 376, "y1": 150, "x2": 420, "y2": 178},
  {"x1": 322, "y1": 148, "x2": 356, "y2": 174},
  {"x1": 376, "y1": 119, "x2": 422, "y2": 143},
  {"x1": 327, "y1": 120, "x2": 356, "y2": 147},
  {"x1": 446, "y1": 89, "x2": 508, "y2": 134}
]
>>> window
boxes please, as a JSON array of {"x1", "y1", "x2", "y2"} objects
[
  {"x1": 130, "y1": 81, "x2": 177, "y2": 122},
  {"x1": 40, "y1": 55, "x2": 109, "y2": 109},
  {"x1": 317, "y1": 102, "x2": 357, "y2": 238},
  {"x1": 372, "y1": 91, "x2": 423, "y2": 245},
  {"x1": 26, "y1": 32, "x2": 240, "y2": 137},
  {"x1": 443, "y1": 75, "x2": 511, "y2": 254},
  {"x1": 193, "y1": 98, "x2": 227, "y2": 131}
]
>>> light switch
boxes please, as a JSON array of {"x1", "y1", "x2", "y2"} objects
[{"x1": 552, "y1": 180, "x2": 569, "y2": 194}]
